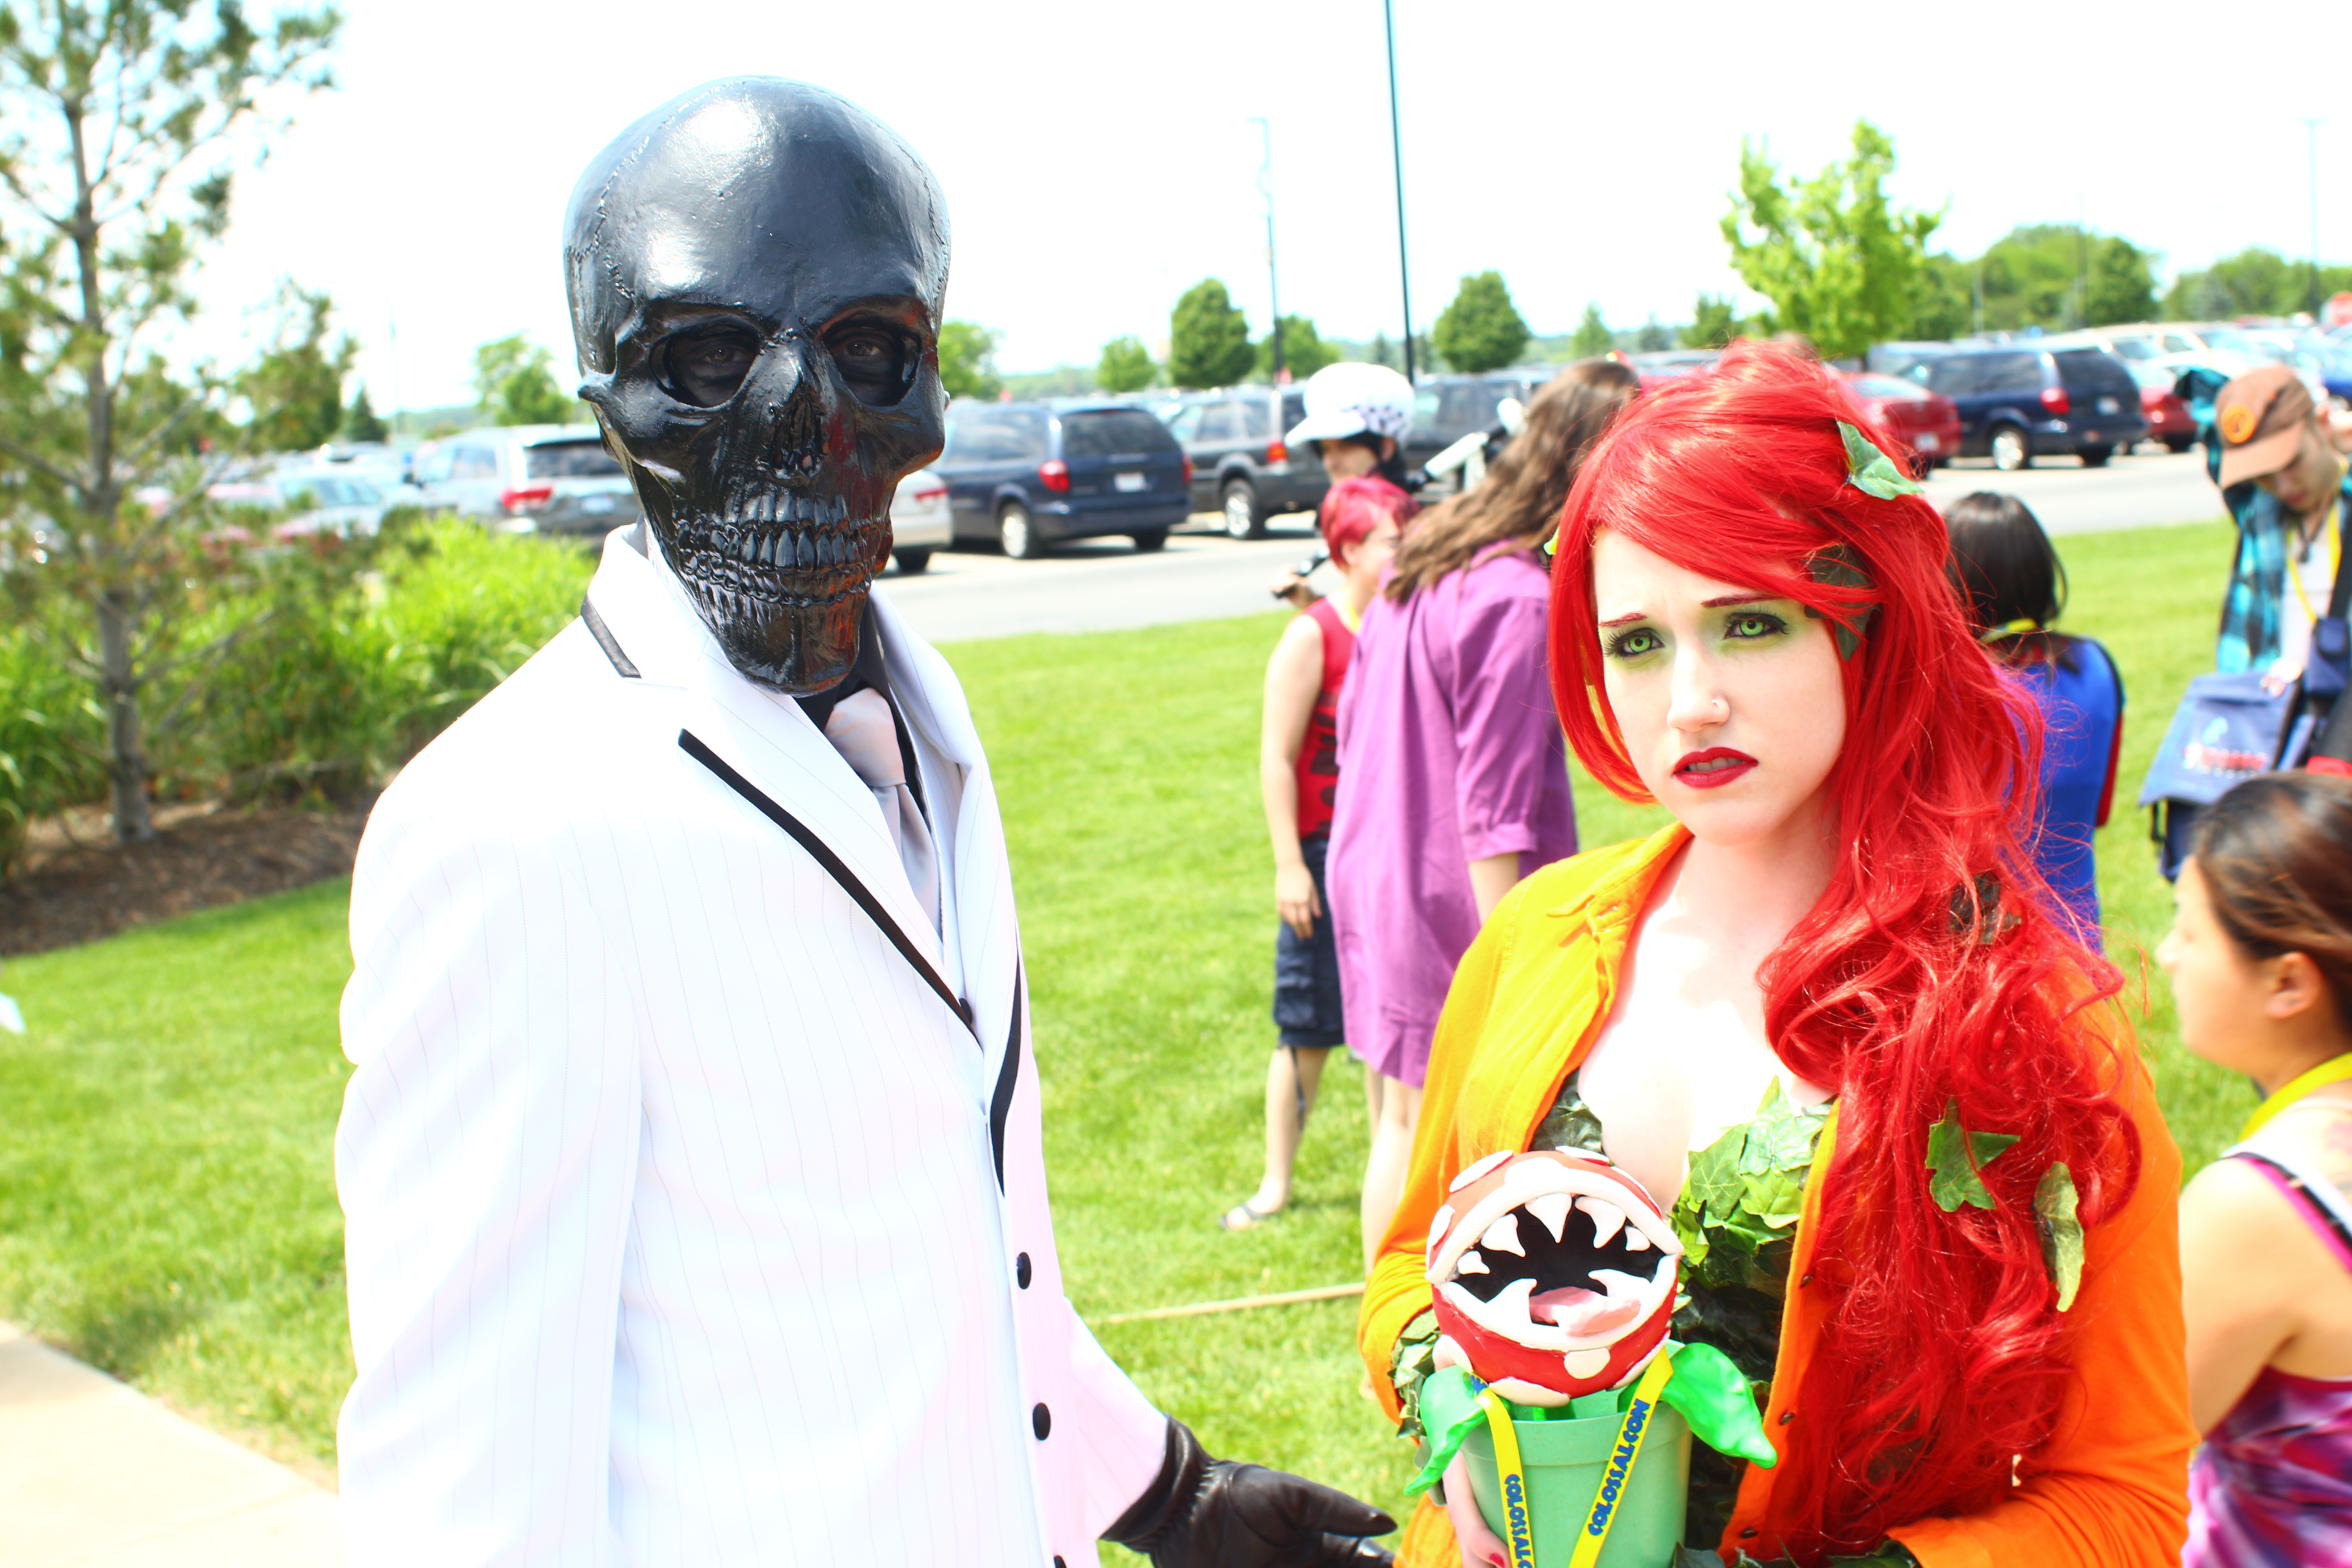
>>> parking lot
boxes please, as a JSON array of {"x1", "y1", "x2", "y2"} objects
[{"x1": 881, "y1": 448, "x2": 2228, "y2": 646}]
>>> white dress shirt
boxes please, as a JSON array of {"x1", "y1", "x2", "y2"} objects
[{"x1": 335, "y1": 525, "x2": 1168, "y2": 1567}]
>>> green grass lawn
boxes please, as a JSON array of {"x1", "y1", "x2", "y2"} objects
[{"x1": 0, "y1": 517, "x2": 2250, "y2": 1521}]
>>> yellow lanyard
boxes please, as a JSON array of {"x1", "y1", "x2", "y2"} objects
[
  {"x1": 2243, "y1": 1053, "x2": 2352, "y2": 1140},
  {"x1": 1477, "y1": 1389, "x2": 1540, "y2": 1568},
  {"x1": 1567, "y1": 1352, "x2": 1678, "y2": 1568},
  {"x1": 2288, "y1": 496, "x2": 2342, "y2": 628},
  {"x1": 1334, "y1": 596, "x2": 1363, "y2": 635}
]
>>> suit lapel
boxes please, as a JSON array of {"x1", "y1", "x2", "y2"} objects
[
  {"x1": 872, "y1": 592, "x2": 1023, "y2": 1085},
  {"x1": 590, "y1": 532, "x2": 951, "y2": 980}
]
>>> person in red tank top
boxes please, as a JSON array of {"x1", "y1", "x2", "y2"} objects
[{"x1": 1224, "y1": 475, "x2": 1416, "y2": 1231}]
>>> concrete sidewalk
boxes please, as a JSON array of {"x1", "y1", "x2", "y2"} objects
[{"x1": 0, "y1": 1321, "x2": 341, "y2": 1567}]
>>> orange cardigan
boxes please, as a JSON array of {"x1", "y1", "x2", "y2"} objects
[{"x1": 1357, "y1": 825, "x2": 2193, "y2": 1568}]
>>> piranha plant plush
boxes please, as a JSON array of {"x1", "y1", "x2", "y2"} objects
[
  {"x1": 1407, "y1": 1151, "x2": 1779, "y2": 1568},
  {"x1": 1424, "y1": 1148, "x2": 1682, "y2": 1404}
]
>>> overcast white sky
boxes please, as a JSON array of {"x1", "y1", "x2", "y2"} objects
[{"x1": 181, "y1": 0, "x2": 2339, "y2": 412}]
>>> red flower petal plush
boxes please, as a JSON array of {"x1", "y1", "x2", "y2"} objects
[{"x1": 1424, "y1": 1149, "x2": 1682, "y2": 1405}]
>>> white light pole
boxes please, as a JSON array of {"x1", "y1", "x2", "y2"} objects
[{"x1": 1250, "y1": 116, "x2": 1282, "y2": 382}]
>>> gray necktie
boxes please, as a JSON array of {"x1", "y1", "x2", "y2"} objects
[{"x1": 822, "y1": 688, "x2": 941, "y2": 933}]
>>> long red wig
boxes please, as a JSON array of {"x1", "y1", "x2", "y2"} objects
[{"x1": 1548, "y1": 343, "x2": 2138, "y2": 1559}]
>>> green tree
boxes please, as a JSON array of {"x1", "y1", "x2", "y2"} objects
[
  {"x1": 1368, "y1": 330, "x2": 1396, "y2": 369},
  {"x1": 1569, "y1": 303, "x2": 1613, "y2": 359},
  {"x1": 1682, "y1": 294, "x2": 1741, "y2": 348},
  {"x1": 1254, "y1": 314, "x2": 1338, "y2": 381},
  {"x1": 1168, "y1": 278, "x2": 1253, "y2": 389},
  {"x1": 938, "y1": 319, "x2": 1002, "y2": 401},
  {"x1": 341, "y1": 383, "x2": 387, "y2": 443},
  {"x1": 0, "y1": 0, "x2": 340, "y2": 843},
  {"x1": 473, "y1": 334, "x2": 575, "y2": 426},
  {"x1": 1908, "y1": 254, "x2": 1974, "y2": 340},
  {"x1": 239, "y1": 284, "x2": 353, "y2": 452},
  {"x1": 1431, "y1": 271, "x2": 1531, "y2": 373},
  {"x1": 2164, "y1": 249, "x2": 2352, "y2": 320},
  {"x1": 1634, "y1": 316, "x2": 1672, "y2": 353},
  {"x1": 1721, "y1": 120, "x2": 1942, "y2": 360},
  {"x1": 1096, "y1": 335, "x2": 1156, "y2": 393},
  {"x1": 2087, "y1": 236, "x2": 2156, "y2": 325}
]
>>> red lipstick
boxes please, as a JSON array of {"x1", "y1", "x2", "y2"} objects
[{"x1": 1674, "y1": 747, "x2": 1756, "y2": 789}]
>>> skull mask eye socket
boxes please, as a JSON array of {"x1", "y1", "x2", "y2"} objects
[
  {"x1": 823, "y1": 318, "x2": 915, "y2": 407},
  {"x1": 663, "y1": 323, "x2": 762, "y2": 407}
]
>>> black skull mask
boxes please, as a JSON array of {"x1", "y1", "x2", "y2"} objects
[{"x1": 564, "y1": 79, "x2": 949, "y2": 693}]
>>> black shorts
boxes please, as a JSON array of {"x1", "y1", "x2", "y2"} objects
[{"x1": 1273, "y1": 833, "x2": 1346, "y2": 1049}]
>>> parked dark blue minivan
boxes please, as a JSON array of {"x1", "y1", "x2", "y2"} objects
[
  {"x1": 934, "y1": 401, "x2": 1192, "y2": 558},
  {"x1": 1916, "y1": 345, "x2": 2148, "y2": 471}
]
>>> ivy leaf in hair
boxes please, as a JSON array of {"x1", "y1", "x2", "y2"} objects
[
  {"x1": 1803, "y1": 543, "x2": 1879, "y2": 660},
  {"x1": 1837, "y1": 420, "x2": 1926, "y2": 500},
  {"x1": 2035, "y1": 1162, "x2": 2084, "y2": 1312},
  {"x1": 1925, "y1": 1098, "x2": 2021, "y2": 1213}
]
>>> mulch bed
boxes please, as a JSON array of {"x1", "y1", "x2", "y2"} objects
[{"x1": 0, "y1": 797, "x2": 374, "y2": 958}]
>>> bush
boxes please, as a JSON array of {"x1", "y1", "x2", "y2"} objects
[
  {"x1": 0, "y1": 517, "x2": 597, "y2": 847},
  {"x1": 191, "y1": 518, "x2": 596, "y2": 800},
  {"x1": 0, "y1": 623, "x2": 107, "y2": 875}
]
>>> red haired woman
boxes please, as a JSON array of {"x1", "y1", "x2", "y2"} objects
[{"x1": 1358, "y1": 342, "x2": 2192, "y2": 1566}]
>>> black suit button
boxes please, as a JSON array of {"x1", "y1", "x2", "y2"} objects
[
  {"x1": 1740, "y1": 1528, "x2": 1759, "y2": 1539},
  {"x1": 1016, "y1": 1252, "x2": 1033, "y2": 1289},
  {"x1": 1779, "y1": 1410, "x2": 1795, "y2": 1425},
  {"x1": 1033, "y1": 1402, "x2": 1052, "y2": 1439}
]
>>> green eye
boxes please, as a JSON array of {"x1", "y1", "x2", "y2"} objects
[
  {"x1": 1725, "y1": 612, "x2": 1787, "y2": 640},
  {"x1": 1605, "y1": 627, "x2": 1662, "y2": 659}
]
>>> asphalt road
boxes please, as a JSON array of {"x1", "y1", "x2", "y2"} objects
[{"x1": 881, "y1": 448, "x2": 2229, "y2": 647}]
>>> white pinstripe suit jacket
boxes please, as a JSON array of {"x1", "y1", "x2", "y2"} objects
[{"x1": 335, "y1": 526, "x2": 1168, "y2": 1567}]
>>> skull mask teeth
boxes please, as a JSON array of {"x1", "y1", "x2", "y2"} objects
[{"x1": 564, "y1": 78, "x2": 950, "y2": 694}]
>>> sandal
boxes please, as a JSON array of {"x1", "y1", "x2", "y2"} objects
[{"x1": 1219, "y1": 1197, "x2": 1283, "y2": 1232}]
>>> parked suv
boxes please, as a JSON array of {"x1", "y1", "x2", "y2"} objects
[
  {"x1": 934, "y1": 402, "x2": 1191, "y2": 559},
  {"x1": 1160, "y1": 387, "x2": 1327, "y2": 539},
  {"x1": 1406, "y1": 371, "x2": 1548, "y2": 489},
  {"x1": 409, "y1": 424, "x2": 642, "y2": 536},
  {"x1": 1916, "y1": 346, "x2": 2147, "y2": 470}
]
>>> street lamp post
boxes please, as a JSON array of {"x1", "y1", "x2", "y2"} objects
[
  {"x1": 1250, "y1": 116, "x2": 1282, "y2": 382},
  {"x1": 2309, "y1": 118, "x2": 2324, "y2": 318},
  {"x1": 1382, "y1": 0, "x2": 1415, "y2": 384}
]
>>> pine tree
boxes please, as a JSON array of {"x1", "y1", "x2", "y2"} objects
[
  {"x1": 342, "y1": 385, "x2": 389, "y2": 443},
  {"x1": 1569, "y1": 304, "x2": 1614, "y2": 358},
  {"x1": 1168, "y1": 279, "x2": 1254, "y2": 389},
  {"x1": 1431, "y1": 271, "x2": 1531, "y2": 373},
  {"x1": 1096, "y1": 336, "x2": 1156, "y2": 394}
]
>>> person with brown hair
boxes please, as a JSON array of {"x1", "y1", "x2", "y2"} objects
[
  {"x1": 1324, "y1": 358, "x2": 1637, "y2": 1272},
  {"x1": 2163, "y1": 772, "x2": 2352, "y2": 1565}
]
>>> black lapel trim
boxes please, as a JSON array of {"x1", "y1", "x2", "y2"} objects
[
  {"x1": 678, "y1": 728, "x2": 975, "y2": 1041},
  {"x1": 991, "y1": 963, "x2": 1023, "y2": 1191},
  {"x1": 580, "y1": 595, "x2": 640, "y2": 678}
]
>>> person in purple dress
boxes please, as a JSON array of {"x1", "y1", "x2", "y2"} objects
[
  {"x1": 1944, "y1": 492, "x2": 2123, "y2": 947},
  {"x1": 1325, "y1": 358, "x2": 1635, "y2": 1271},
  {"x1": 2161, "y1": 773, "x2": 2352, "y2": 1566}
]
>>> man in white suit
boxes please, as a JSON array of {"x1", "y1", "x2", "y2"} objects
[{"x1": 333, "y1": 78, "x2": 1394, "y2": 1568}]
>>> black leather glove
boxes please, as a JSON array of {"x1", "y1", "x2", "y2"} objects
[{"x1": 1104, "y1": 1419, "x2": 1396, "y2": 1567}]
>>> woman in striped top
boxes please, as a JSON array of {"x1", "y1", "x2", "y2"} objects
[{"x1": 2164, "y1": 772, "x2": 2352, "y2": 1567}]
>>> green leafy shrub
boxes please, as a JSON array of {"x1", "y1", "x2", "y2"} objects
[
  {"x1": 190, "y1": 518, "x2": 595, "y2": 800},
  {"x1": 0, "y1": 623, "x2": 108, "y2": 875},
  {"x1": 0, "y1": 518, "x2": 597, "y2": 842}
]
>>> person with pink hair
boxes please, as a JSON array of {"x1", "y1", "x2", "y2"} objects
[{"x1": 1224, "y1": 475, "x2": 1414, "y2": 1231}]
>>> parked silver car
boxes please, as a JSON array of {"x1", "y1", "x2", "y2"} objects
[
  {"x1": 890, "y1": 467, "x2": 951, "y2": 574},
  {"x1": 408, "y1": 424, "x2": 641, "y2": 537}
]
